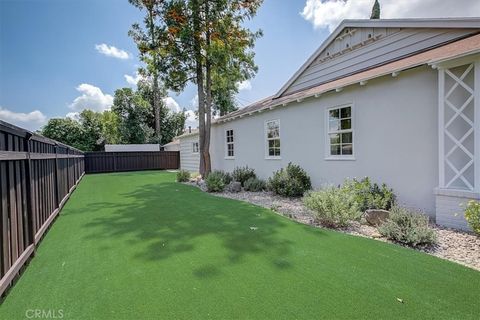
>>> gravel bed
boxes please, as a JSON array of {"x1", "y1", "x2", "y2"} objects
[{"x1": 194, "y1": 185, "x2": 480, "y2": 271}]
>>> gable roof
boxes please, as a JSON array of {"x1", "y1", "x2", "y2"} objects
[
  {"x1": 215, "y1": 33, "x2": 480, "y2": 124},
  {"x1": 274, "y1": 18, "x2": 480, "y2": 99}
]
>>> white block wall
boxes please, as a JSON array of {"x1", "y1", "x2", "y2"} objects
[{"x1": 435, "y1": 189, "x2": 478, "y2": 230}]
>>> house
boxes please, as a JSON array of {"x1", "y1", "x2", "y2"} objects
[
  {"x1": 163, "y1": 139, "x2": 180, "y2": 152},
  {"x1": 179, "y1": 18, "x2": 480, "y2": 230},
  {"x1": 177, "y1": 128, "x2": 200, "y2": 172}
]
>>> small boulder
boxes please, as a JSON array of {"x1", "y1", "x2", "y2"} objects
[
  {"x1": 226, "y1": 181, "x2": 242, "y2": 193},
  {"x1": 364, "y1": 209, "x2": 390, "y2": 226}
]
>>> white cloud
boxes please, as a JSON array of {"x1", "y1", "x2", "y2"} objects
[
  {"x1": 95, "y1": 43, "x2": 130, "y2": 59},
  {"x1": 65, "y1": 112, "x2": 80, "y2": 120},
  {"x1": 164, "y1": 97, "x2": 181, "y2": 113},
  {"x1": 302, "y1": 0, "x2": 480, "y2": 32},
  {"x1": 69, "y1": 83, "x2": 113, "y2": 112},
  {"x1": 184, "y1": 110, "x2": 198, "y2": 129},
  {"x1": 237, "y1": 80, "x2": 252, "y2": 91},
  {"x1": 0, "y1": 107, "x2": 47, "y2": 131},
  {"x1": 124, "y1": 71, "x2": 145, "y2": 86}
]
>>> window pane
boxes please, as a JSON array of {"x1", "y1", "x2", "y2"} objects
[
  {"x1": 340, "y1": 119, "x2": 351, "y2": 130},
  {"x1": 342, "y1": 144, "x2": 353, "y2": 155},
  {"x1": 274, "y1": 139, "x2": 281, "y2": 148},
  {"x1": 341, "y1": 107, "x2": 351, "y2": 119},
  {"x1": 329, "y1": 133, "x2": 340, "y2": 144},
  {"x1": 275, "y1": 148, "x2": 281, "y2": 156},
  {"x1": 329, "y1": 109, "x2": 339, "y2": 120},
  {"x1": 330, "y1": 144, "x2": 340, "y2": 155},
  {"x1": 269, "y1": 140, "x2": 275, "y2": 148},
  {"x1": 341, "y1": 132, "x2": 352, "y2": 144},
  {"x1": 269, "y1": 148, "x2": 275, "y2": 156},
  {"x1": 329, "y1": 120, "x2": 340, "y2": 131}
]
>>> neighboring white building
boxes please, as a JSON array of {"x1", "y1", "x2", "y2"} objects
[
  {"x1": 163, "y1": 140, "x2": 180, "y2": 152},
  {"x1": 177, "y1": 129, "x2": 200, "y2": 172},
  {"x1": 105, "y1": 144, "x2": 161, "y2": 152},
  {"x1": 205, "y1": 18, "x2": 480, "y2": 231}
]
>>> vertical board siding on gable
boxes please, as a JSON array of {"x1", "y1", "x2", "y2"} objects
[
  {"x1": 179, "y1": 135, "x2": 200, "y2": 172},
  {"x1": 284, "y1": 28, "x2": 476, "y2": 95}
]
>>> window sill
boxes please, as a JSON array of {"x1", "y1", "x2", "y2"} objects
[
  {"x1": 224, "y1": 157, "x2": 235, "y2": 160},
  {"x1": 324, "y1": 156, "x2": 356, "y2": 161},
  {"x1": 265, "y1": 156, "x2": 282, "y2": 160}
]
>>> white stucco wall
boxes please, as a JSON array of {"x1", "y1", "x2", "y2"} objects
[
  {"x1": 212, "y1": 66, "x2": 439, "y2": 217},
  {"x1": 179, "y1": 134, "x2": 200, "y2": 172}
]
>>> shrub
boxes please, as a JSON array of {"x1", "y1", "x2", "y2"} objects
[
  {"x1": 378, "y1": 207, "x2": 436, "y2": 247},
  {"x1": 205, "y1": 171, "x2": 226, "y2": 192},
  {"x1": 343, "y1": 177, "x2": 396, "y2": 212},
  {"x1": 176, "y1": 170, "x2": 190, "y2": 182},
  {"x1": 232, "y1": 166, "x2": 256, "y2": 186},
  {"x1": 244, "y1": 177, "x2": 266, "y2": 192},
  {"x1": 268, "y1": 163, "x2": 312, "y2": 197},
  {"x1": 464, "y1": 200, "x2": 480, "y2": 235},
  {"x1": 303, "y1": 186, "x2": 361, "y2": 227}
]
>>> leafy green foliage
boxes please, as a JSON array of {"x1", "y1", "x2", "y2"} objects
[
  {"x1": 232, "y1": 166, "x2": 256, "y2": 186},
  {"x1": 303, "y1": 186, "x2": 361, "y2": 228},
  {"x1": 464, "y1": 200, "x2": 480, "y2": 235},
  {"x1": 42, "y1": 118, "x2": 86, "y2": 150},
  {"x1": 342, "y1": 177, "x2": 395, "y2": 212},
  {"x1": 176, "y1": 170, "x2": 191, "y2": 182},
  {"x1": 370, "y1": 0, "x2": 380, "y2": 19},
  {"x1": 243, "y1": 177, "x2": 266, "y2": 192},
  {"x1": 205, "y1": 170, "x2": 226, "y2": 192},
  {"x1": 268, "y1": 163, "x2": 311, "y2": 197},
  {"x1": 379, "y1": 207, "x2": 436, "y2": 247}
]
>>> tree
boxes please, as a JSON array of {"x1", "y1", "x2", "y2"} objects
[
  {"x1": 370, "y1": 0, "x2": 380, "y2": 19},
  {"x1": 137, "y1": 78, "x2": 186, "y2": 144},
  {"x1": 101, "y1": 110, "x2": 121, "y2": 144},
  {"x1": 42, "y1": 118, "x2": 86, "y2": 150},
  {"x1": 129, "y1": 0, "x2": 164, "y2": 142},
  {"x1": 147, "y1": 0, "x2": 262, "y2": 176},
  {"x1": 78, "y1": 109, "x2": 103, "y2": 151},
  {"x1": 111, "y1": 88, "x2": 153, "y2": 144}
]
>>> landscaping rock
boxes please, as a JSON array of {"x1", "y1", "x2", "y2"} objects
[
  {"x1": 226, "y1": 181, "x2": 242, "y2": 193},
  {"x1": 364, "y1": 209, "x2": 390, "y2": 226}
]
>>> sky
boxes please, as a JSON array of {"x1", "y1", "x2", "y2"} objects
[{"x1": 1, "y1": 0, "x2": 479, "y2": 131}]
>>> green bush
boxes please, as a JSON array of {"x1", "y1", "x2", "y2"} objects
[
  {"x1": 343, "y1": 177, "x2": 396, "y2": 212},
  {"x1": 464, "y1": 200, "x2": 480, "y2": 235},
  {"x1": 268, "y1": 163, "x2": 312, "y2": 197},
  {"x1": 378, "y1": 207, "x2": 436, "y2": 247},
  {"x1": 303, "y1": 186, "x2": 361, "y2": 227},
  {"x1": 176, "y1": 170, "x2": 190, "y2": 182},
  {"x1": 244, "y1": 177, "x2": 266, "y2": 192},
  {"x1": 205, "y1": 171, "x2": 226, "y2": 192},
  {"x1": 232, "y1": 166, "x2": 256, "y2": 186}
]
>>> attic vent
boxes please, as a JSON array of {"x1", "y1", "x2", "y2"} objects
[
  {"x1": 368, "y1": 33, "x2": 372, "y2": 39},
  {"x1": 326, "y1": 52, "x2": 330, "y2": 56},
  {"x1": 346, "y1": 43, "x2": 349, "y2": 48}
]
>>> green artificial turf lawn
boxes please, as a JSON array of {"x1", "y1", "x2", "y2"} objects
[{"x1": 0, "y1": 171, "x2": 479, "y2": 319}]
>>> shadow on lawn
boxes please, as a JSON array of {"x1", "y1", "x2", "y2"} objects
[{"x1": 82, "y1": 181, "x2": 294, "y2": 277}]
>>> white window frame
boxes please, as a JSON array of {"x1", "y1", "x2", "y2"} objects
[
  {"x1": 265, "y1": 119, "x2": 281, "y2": 159},
  {"x1": 225, "y1": 128, "x2": 235, "y2": 159},
  {"x1": 192, "y1": 141, "x2": 199, "y2": 154},
  {"x1": 325, "y1": 103, "x2": 355, "y2": 160}
]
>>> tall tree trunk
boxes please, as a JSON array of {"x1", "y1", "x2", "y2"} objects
[
  {"x1": 193, "y1": 0, "x2": 206, "y2": 176},
  {"x1": 148, "y1": 4, "x2": 161, "y2": 142},
  {"x1": 204, "y1": 13, "x2": 212, "y2": 176}
]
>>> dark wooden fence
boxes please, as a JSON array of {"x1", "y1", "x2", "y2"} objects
[
  {"x1": 0, "y1": 120, "x2": 84, "y2": 297},
  {"x1": 85, "y1": 151, "x2": 179, "y2": 173}
]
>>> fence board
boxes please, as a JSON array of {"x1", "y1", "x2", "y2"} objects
[
  {"x1": 85, "y1": 151, "x2": 179, "y2": 173},
  {"x1": 0, "y1": 120, "x2": 85, "y2": 297}
]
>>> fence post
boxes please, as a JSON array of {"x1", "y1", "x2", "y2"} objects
[
  {"x1": 113, "y1": 152, "x2": 117, "y2": 172},
  {"x1": 54, "y1": 144, "x2": 60, "y2": 208},
  {"x1": 23, "y1": 133, "x2": 36, "y2": 255}
]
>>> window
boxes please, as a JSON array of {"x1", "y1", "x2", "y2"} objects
[
  {"x1": 327, "y1": 105, "x2": 353, "y2": 157},
  {"x1": 225, "y1": 129, "x2": 234, "y2": 158},
  {"x1": 192, "y1": 142, "x2": 199, "y2": 153},
  {"x1": 265, "y1": 120, "x2": 281, "y2": 158}
]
